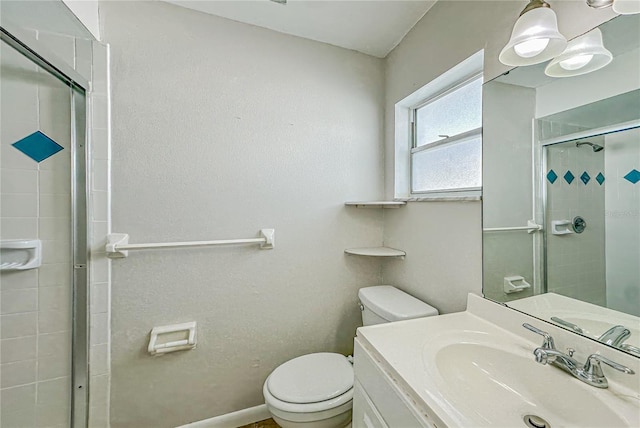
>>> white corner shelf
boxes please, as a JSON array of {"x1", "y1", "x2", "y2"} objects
[
  {"x1": 345, "y1": 201, "x2": 406, "y2": 208},
  {"x1": 344, "y1": 247, "x2": 406, "y2": 258}
]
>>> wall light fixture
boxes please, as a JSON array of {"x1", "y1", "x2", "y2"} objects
[
  {"x1": 545, "y1": 28, "x2": 613, "y2": 77},
  {"x1": 587, "y1": 0, "x2": 640, "y2": 13},
  {"x1": 499, "y1": 0, "x2": 567, "y2": 66}
]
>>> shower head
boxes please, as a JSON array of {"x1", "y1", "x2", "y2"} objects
[{"x1": 576, "y1": 141, "x2": 604, "y2": 152}]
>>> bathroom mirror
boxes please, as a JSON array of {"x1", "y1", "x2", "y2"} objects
[{"x1": 482, "y1": 14, "x2": 640, "y2": 357}]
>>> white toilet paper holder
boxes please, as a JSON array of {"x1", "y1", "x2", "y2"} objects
[{"x1": 148, "y1": 321, "x2": 197, "y2": 356}]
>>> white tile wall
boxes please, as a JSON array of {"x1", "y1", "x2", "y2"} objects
[
  {"x1": 1, "y1": 360, "x2": 37, "y2": 388},
  {"x1": 1, "y1": 383, "x2": 36, "y2": 409},
  {"x1": 0, "y1": 218, "x2": 38, "y2": 239},
  {"x1": 1, "y1": 289, "x2": 38, "y2": 314},
  {"x1": 1, "y1": 336, "x2": 37, "y2": 363},
  {"x1": 88, "y1": 40, "x2": 112, "y2": 428},
  {"x1": 1, "y1": 313, "x2": 38, "y2": 339}
]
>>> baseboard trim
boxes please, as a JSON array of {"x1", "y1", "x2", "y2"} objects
[{"x1": 178, "y1": 404, "x2": 270, "y2": 428}]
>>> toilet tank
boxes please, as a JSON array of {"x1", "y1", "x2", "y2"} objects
[{"x1": 358, "y1": 285, "x2": 439, "y2": 326}]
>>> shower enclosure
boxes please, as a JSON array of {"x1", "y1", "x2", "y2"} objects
[
  {"x1": 541, "y1": 127, "x2": 640, "y2": 316},
  {"x1": 1, "y1": 27, "x2": 89, "y2": 427}
]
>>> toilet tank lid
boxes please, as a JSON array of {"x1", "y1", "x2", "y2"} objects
[{"x1": 358, "y1": 285, "x2": 439, "y2": 321}]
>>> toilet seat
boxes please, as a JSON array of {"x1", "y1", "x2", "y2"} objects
[
  {"x1": 268, "y1": 353, "x2": 354, "y2": 404},
  {"x1": 264, "y1": 353, "x2": 354, "y2": 421},
  {"x1": 264, "y1": 379, "x2": 353, "y2": 421}
]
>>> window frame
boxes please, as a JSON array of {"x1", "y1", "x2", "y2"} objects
[{"x1": 408, "y1": 73, "x2": 483, "y2": 197}]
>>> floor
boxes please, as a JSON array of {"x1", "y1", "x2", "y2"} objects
[{"x1": 238, "y1": 418, "x2": 280, "y2": 428}]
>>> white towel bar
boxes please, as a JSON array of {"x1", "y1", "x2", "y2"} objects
[
  {"x1": 483, "y1": 220, "x2": 542, "y2": 234},
  {"x1": 106, "y1": 229, "x2": 275, "y2": 258}
]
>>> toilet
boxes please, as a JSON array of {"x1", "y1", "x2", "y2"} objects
[{"x1": 263, "y1": 285, "x2": 439, "y2": 428}]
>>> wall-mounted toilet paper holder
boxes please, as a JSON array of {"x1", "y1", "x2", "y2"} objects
[{"x1": 148, "y1": 322, "x2": 197, "y2": 356}]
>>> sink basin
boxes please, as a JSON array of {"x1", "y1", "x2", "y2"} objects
[
  {"x1": 432, "y1": 341, "x2": 631, "y2": 427},
  {"x1": 356, "y1": 295, "x2": 640, "y2": 428}
]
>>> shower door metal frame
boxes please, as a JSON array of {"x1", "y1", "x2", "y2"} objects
[{"x1": 1, "y1": 25, "x2": 90, "y2": 428}]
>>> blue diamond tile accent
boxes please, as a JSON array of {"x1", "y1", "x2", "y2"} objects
[
  {"x1": 624, "y1": 169, "x2": 640, "y2": 184},
  {"x1": 596, "y1": 172, "x2": 605, "y2": 185},
  {"x1": 547, "y1": 169, "x2": 558, "y2": 184},
  {"x1": 580, "y1": 171, "x2": 590, "y2": 185},
  {"x1": 564, "y1": 170, "x2": 575, "y2": 185},
  {"x1": 12, "y1": 131, "x2": 64, "y2": 163}
]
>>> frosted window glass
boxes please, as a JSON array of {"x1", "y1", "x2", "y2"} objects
[
  {"x1": 415, "y1": 77, "x2": 482, "y2": 147},
  {"x1": 411, "y1": 136, "x2": 482, "y2": 192}
]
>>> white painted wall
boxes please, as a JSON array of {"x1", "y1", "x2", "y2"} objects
[
  {"x1": 382, "y1": 1, "x2": 616, "y2": 314},
  {"x1": 100, "y1": 2, "x2": 384, "y2": 426},
  {"x1": 482, "y1": 82, "x2": 537, "y2": 302}
]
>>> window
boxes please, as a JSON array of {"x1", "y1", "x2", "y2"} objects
[
  {"x1": 395, "y1": 51, "x2": 483, "y2": 199},
  {"x1": 411, "y1": 76, "x2": 482, "y2": 194}
]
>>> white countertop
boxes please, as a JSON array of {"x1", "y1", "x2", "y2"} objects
[{"x1": 355, "y1": 294, "x2": 640, "y2": 427}]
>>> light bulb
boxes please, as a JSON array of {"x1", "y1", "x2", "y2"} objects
[
  {"x1": 559, "y1": 54, "x2": 594, "y2": 70},
  {"x1": 514, "y1": 38, "x2": 550, "y2": 58}
]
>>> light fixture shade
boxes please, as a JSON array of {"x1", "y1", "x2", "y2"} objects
[
  {"x1": 613, "y1": 0, "x2": 640, "y2": 14},
  {"x1": 499, "y1": 7, "x2": 568, "y2": 66},
  {"x1": 545, "y1": 28, "x2": 613, "y2": 77}
]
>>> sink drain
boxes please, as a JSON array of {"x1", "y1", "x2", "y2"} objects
[{"x1": 523, "y1": 415, "x2": 550, "y2": 428}]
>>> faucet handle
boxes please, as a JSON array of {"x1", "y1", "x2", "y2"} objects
[
  {"x1": 551, "y1": 317, "x2": 584, "y2": 334},
  {"x1": 578, "y1": 354, "x2": 635, "y2": 388},
  {"x1": 523, "y1": 323, "x2": 556, "y2": 349},
  {"x1": 584, "y1": 354, "x2": 635, "y2": 376}
]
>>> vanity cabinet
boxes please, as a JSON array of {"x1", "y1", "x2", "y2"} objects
[{"x1": 353, "y1": 339, "x2": 437, "y2": 428}]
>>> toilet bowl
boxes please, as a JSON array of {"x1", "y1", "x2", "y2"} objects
[
  {"x1": 263, "y1": 353, "x2": 354, "y2": 428},
  {"x1": 263, "y1": 286, "x2": 438, "y2": 427}
]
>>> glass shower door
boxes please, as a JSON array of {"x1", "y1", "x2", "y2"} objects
[{"x1": 1, "y1": 34, "x2": 86, "y2": 428}]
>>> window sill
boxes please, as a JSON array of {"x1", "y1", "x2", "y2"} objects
[{"x1": 395, "y1": 195, "x2": 482, "y2": 202}]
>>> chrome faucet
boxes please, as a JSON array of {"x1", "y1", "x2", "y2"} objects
[
  {"x1": 598, "y1": 325, "x2": 631, "y2": 346},
  {"x1": 549, "y1": 319, "x2": 640, "y2": 356},
  {"x1": 523, "y1": 323, "x2": 635, "y2": 388}
]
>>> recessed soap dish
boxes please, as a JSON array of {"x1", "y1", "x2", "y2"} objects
[{"x1": 0, "y1": 239, "x2": 42, "y2": 270}]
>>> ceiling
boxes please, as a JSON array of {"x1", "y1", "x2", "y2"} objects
[{"x1": 165, "y1": 0, "x2": 437, "y2": 58}]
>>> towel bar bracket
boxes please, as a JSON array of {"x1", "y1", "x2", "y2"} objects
[{"x1": 106, "y1": 233, "x2": 129, "y2": 258}]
